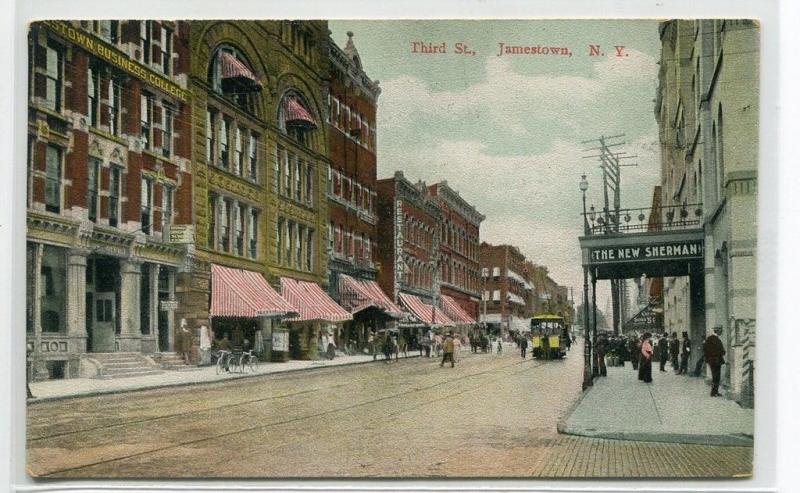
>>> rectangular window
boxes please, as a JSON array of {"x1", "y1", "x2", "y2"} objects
[
  {"x1": 140, "y1": 177, "x2": 152, "y2": 234},
  {"x1": 235, "y1": 203, "x2": 245, "y2": 256},
  {"x1": 40, "y1": 245, "x2": 66, "y2": 333},
  {"x1": 286, "y1": 221, "x2": 293, "y2": 266},
  {"x1": 305, "y1": 163, "x2": 313, "y2": 204},
  {"x1": 140, "y1": 93, "x2": 153, "y2": 150},
  {"x1": 207, "y1": 194, "x2": 217, "y2": 249},
  {"x1": 162, "y1": 104, "x2": 173, "y2": 158},
  {"x1": 219, "y1": 199, "x2": 230, "y2": 252},
  {"x1": 44, "y1": 42, "x2": 62, "y2": 111},
  {"x1": 160, "y1": 26, "x2": 172, "y2": 75},
  {"x1": 87, "y1": 66, "x2": 98, "y2": 127},
  {"x1": 219, "y1": 118, "x2": 229, "y2": 169},
  {"x1": 328, "y1": 222, "x2": 334, "y2": 252},
  {"x1": 248, "y1": 209, "x2": 258, "y2": 259},
  {"x1": 109, "y1": 166, "x2": 121, "y2": 227},
  {"x1": 296, "y1": 225, "x2": 304, "y2": 268},
  {"x1": 306, "y1": 229, "x2": 313, "y2": 271},
  {"x1": 284, "y1": 152, "x2": 291, "y2": 196},
  {"x1": 140, "y1": 21, "x2": 152, "y2": 65},
  {"x1": 248, "y1": 132, "x2": 258, "y2": 181},
  {"x1": 161, "y1": 184, "x2": 173, "y2": 241},
  {"x1": 294, "y1": 159, "x2": 302, "y2": 200},
  {"x1": 206, "y1": 108, "x2": 215, "y2": 164},
  {"x1": 277, "y1": 217, "x2": 285, "y2": 264},
  {"x1": 108, "y1": 76, "x2": 121, "y2": 136},
  {"x1": 335, "y1": 224, "x2": 342, "y2": 254},
  {"x1": 234, "y1": 127, "x2": 243, "y2": 175},
  {"x1": 87, "y1": 158, "x2": 100, "y2": 222},
  {"x1": 140, "y1": 264, "x2": 151, "y2": 335},
  {"x1": 44, "y1": 145, "x2": 61, "y2": 213}
]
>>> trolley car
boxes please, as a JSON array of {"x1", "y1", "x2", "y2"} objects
[{"x1": 530, "y1": 314, "x2": 568, "y2": 359}]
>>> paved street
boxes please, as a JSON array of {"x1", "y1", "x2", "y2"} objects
[{"x1": 27, "y1": 344, "x2": 752, "y2": 479}]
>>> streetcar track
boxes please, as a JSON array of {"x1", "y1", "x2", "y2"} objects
[{"x1": 36, "y1": 357, "x2": 549, "y2": 477}]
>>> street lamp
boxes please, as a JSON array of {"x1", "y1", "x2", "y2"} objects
[{"x1": 579, "y1": 176, "x2": 593, "y2": 390}]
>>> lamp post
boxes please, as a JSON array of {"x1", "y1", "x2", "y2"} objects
[{"x1": 579, "y1": 175, "x2": 593, "y2": 390}]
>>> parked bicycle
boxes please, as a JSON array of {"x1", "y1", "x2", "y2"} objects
[
  {"x1": 215, "y1": 350, "x2": 232, "y2": 375},
  {"x1": 239, "y1": 350, "x2": 258, "y2": 373}
]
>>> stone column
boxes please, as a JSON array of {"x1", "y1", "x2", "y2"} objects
[
  {"x1": 31, "y1": 243, "x2": 48, "y2": 380},
  {"x1": 118, "y1": 259, "x2": 142, "y2": 352},
  {"x1": 66, "y1": 249, "x2": 88, "y2": 353}
]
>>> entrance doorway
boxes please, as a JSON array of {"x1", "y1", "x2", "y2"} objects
[
  {"x1": 86, "y1": 256, "x2": 120, "y2": 352},
  {"x1": 92, "y1": 292, "x2": 116, "y2": 352},
  {"x1": 157, "y1": 266, "x2": 173, "y2": 352}
]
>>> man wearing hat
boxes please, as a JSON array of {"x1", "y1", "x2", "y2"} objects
[{"x1": 703, "y1": 327, "x2": 726, "y2": 397}]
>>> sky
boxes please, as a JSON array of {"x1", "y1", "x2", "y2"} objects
[{"x1": 329, "y1": 20, "x2": 663, "y2": 314}]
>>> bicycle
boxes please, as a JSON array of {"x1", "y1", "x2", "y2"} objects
[
  {"x1": 239, "y1": 350, "x2": 258, "y2": 373},
  {"x1": 215, "y1": 350, "x2": 232, "y2": 375}
]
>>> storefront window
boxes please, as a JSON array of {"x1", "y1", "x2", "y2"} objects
[
  {"x1": 140, "y1": 264, "x2": 151, "y2": 335},
  {"x1": 40, "y1": 246, "x2": 66, "y2": 333}
]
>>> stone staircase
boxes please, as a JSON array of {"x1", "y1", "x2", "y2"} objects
[{"x1": 82, "y1": 352, "x2": 163, "y2": 379}]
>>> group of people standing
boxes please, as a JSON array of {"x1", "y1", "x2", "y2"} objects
[{"x1": 629, "y1": 328, "x2": 726, "y2": 397}]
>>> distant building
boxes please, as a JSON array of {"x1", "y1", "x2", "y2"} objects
[{"x1": 479, "y1": 243, "x2": 531, "y2": 336}]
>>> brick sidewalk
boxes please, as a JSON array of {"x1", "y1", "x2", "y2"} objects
[
  {"x1": 559, "y1": 362, "x2": 754, "y2": 445},
  {"x1": 28, "y1": 349, "x2": 436, "y2": 402}
]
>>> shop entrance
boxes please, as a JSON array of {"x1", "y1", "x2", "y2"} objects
[{"x1": 86, "y1": 256, "x2": 120, "y2": 353}]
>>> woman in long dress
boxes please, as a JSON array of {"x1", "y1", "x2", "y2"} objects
[{"x1": 638, "y1": 332, "x2": 653, "y2": 383}]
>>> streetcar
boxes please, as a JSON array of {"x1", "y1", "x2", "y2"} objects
[{"x1": 530, "y1": 314, "x2": 568, "y2": 359}]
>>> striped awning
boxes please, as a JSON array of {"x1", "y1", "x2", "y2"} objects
[
  {"x1": 399, "y1": 293, "x2": 454, "y2": 326},
  {"x1": 338, "y1": 274, "x2": 403, "y2": 317},
  {"x1": 281, "y1": 277, "x2": 352, "y2": 323},
  {"x1": 210, "y1": 264, "x2": 295, "y2": 318},
  {"x1": 220, "y1": 52, "x2": 262, "y2": 92},
  {"x1": 282, "y1": 97, "x2": 317, "y2": 128},
  {"x1": 440, "y1": 294, "x2": 476, "y2": 324}
]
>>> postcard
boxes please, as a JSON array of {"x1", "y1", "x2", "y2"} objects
[{"x1": 23, "y1": 18, "x2": 757, "y2": 479}]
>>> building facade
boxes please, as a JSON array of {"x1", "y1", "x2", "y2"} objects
[
  {"x1": 656, "y1": 20, "x2": 758, "y2": 405},
  {"x1": 376, "y1": 172, "x2": 442, "y2": 308},
  {"x1": 479, "y1": 243, "x2": 531, "y2": 336},
  {"x1": 429, "y1": 181, "x2": 484, "y2": 320},
  {"x1": 26, "y1": 20, "x2": 193, "y2": 379}
]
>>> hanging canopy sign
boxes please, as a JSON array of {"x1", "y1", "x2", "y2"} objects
[
  {"x1": 623, "y1": 305, "x2": 663, "y2": 332},
  {"x1": 589, "y1": 240, "x2": 703, "y2": 265}
]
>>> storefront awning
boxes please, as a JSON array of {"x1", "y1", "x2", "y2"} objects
[
  {"x1": 282, "y1": 97, "x2": 317, "y2": 129},
  {"x1": 399, "y1": 293, "x2": 454, "y2": 326},
  {"x1": 210, "y1": 264, "x2": 295, "y2": 318},
  {"x1": 281, "y1": 277, "x2": 352, "y2": 323},
  {"x1": 439, "y1": 294, "x2": 476, "y2": 324},
  {"x1": 338, "y1": 274, "x2": 403, "y2": 317},
  {"x1": 220, "y1": 52, "x2": 262, "y2": 91}
]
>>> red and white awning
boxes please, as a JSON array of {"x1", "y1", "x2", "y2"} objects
[
  {"x1": 220, "y1": 52, "x2": 262, "y2": 91},
  {"x1": 440, "y1": 294, "x2": 476, "y2": 324},
  {"x1": 398, "y1": 293, "x2": 454, "y2": 326},
  {"x1": 282, "y1": 97, "x2": 317, "y2": 128},
  {"x1": 210, "y1": 264, "x2": 295, "y2": 318},
  {"x1": 338, "y1": 274, "x2": 403, "y2": 317},
  {"x1": 281, "y1": 277, "x2": 352, "y2": 323}
]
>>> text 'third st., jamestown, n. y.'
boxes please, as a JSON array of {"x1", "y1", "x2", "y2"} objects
[{"x1": 410, "y1": 41, "x2": 630, "y2": 58}]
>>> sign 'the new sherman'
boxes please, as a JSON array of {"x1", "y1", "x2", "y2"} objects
[{"x1": 590, "y1": 240, "x2": 703, "y2": 264}]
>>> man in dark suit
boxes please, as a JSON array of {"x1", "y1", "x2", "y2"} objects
[
  {"x1": 657, "y1": 333, "x2": 669, "y2": 372},
  {"x1": 703, "y1": 327, "x2": 726, "y2": 397}
]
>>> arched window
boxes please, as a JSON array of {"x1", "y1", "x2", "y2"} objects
[
  {"x1": 279, "y1": 91, "x2": 318, "y2": 148},
  {"x1": 208, "y1": 44, "x2": 261, "y2": 113}
]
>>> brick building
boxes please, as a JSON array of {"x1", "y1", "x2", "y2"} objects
[
  {"x1": 325, "y1": 33, "x2": 395, "y2": 349},
  {"x1": 376, "y1": 172, "x2": 452, "y2": 335},
  {"x1": 26, "y1": 21, "x2": 193, "y2": 379},
  {"x1": 182, "y1": 20, "x2": 339, "y2": 361},
  {"x1": 479, "y1": 243, "x2": 531, "y2": 336},
  {"x1": 429, "y1": 181, "x2": 484, "y2": 321}
]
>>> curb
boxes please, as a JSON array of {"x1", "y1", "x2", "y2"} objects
[
  {"x1": 558, "y1": 427, "x2": 754, "y2": 447},
  {"x1": 27, "y1": 354, "x2": 422, "y2": 405},
  {"x1": 556, "y1": 380, "x2": 592, "y2": 435}
]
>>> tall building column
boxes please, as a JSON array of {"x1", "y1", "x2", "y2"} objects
[
  {"x1": 66, "y1": 249, "x2": 88, "y2": 353},
  {"x1": 118, "y1": 259, "x2": 142, "y2": 352},
  {"x1": 688, "y1": 262, "x2": 706, "y2": 372}
]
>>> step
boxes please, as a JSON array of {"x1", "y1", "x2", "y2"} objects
[{"x1": 100, "y1": 369, "x2": 163, "y2": 379}]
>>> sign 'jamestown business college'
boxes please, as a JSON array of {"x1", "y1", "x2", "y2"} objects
[{"x1": 590, "y1": 240, "x2": 704, "y2": 264}]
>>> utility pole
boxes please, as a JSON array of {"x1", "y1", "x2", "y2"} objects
[{"x1": 582, "y1": 134, "x2": 638, "y2": 335}]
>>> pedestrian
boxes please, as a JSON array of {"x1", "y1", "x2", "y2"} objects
[
  {"x1": 497, "y1": 338, "x2": 503, "y2": 354},
  {"x1": 440, "y1": 332, "x2": 455, "y2": 368},
  {"x1": 368, "y1": 331, "x2": 376, "y2": 361},
  {"x1": 595, "y1": 334, "x2": 608, "y2": 376},
  {"x1": 565, "y1": 333, "x2": 572, "y2": 351},
  {"x1": 382, "y1": 333, "x2": 393, "y2": 363},
  {"x1": 638, "y1": 332, "x2": 653, "y2": 383},
  {"x1": 658, "y1": 332, "x2": 669, "y2": 372},
  {"x1": 399, "y1": 334, "x2": 407, "y2": 358},
  {"x1": 703, "y1": 327, "x2": 726, "y2": 397},
  {"x1": 678, "y1": 331, "x2": 691, "y2": 375},
  {"x1": 519, "y1": 335, "x2": 528, "y2": 359},
  {"x1": 670, "y1": 332, "x2": 680, "y2": 371},
  {"x1": 392, "y1": 335, "x2": 399, "y2": 361},
  {"x1": 453, "y1": 336, "x2": 462, "y2": 362},
  {"x1": 180, "y1": 321, "x2": 193, "y2": 365},
  {"x1": 628, "y1": 336, "x2": 639, "y2": 370}
]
